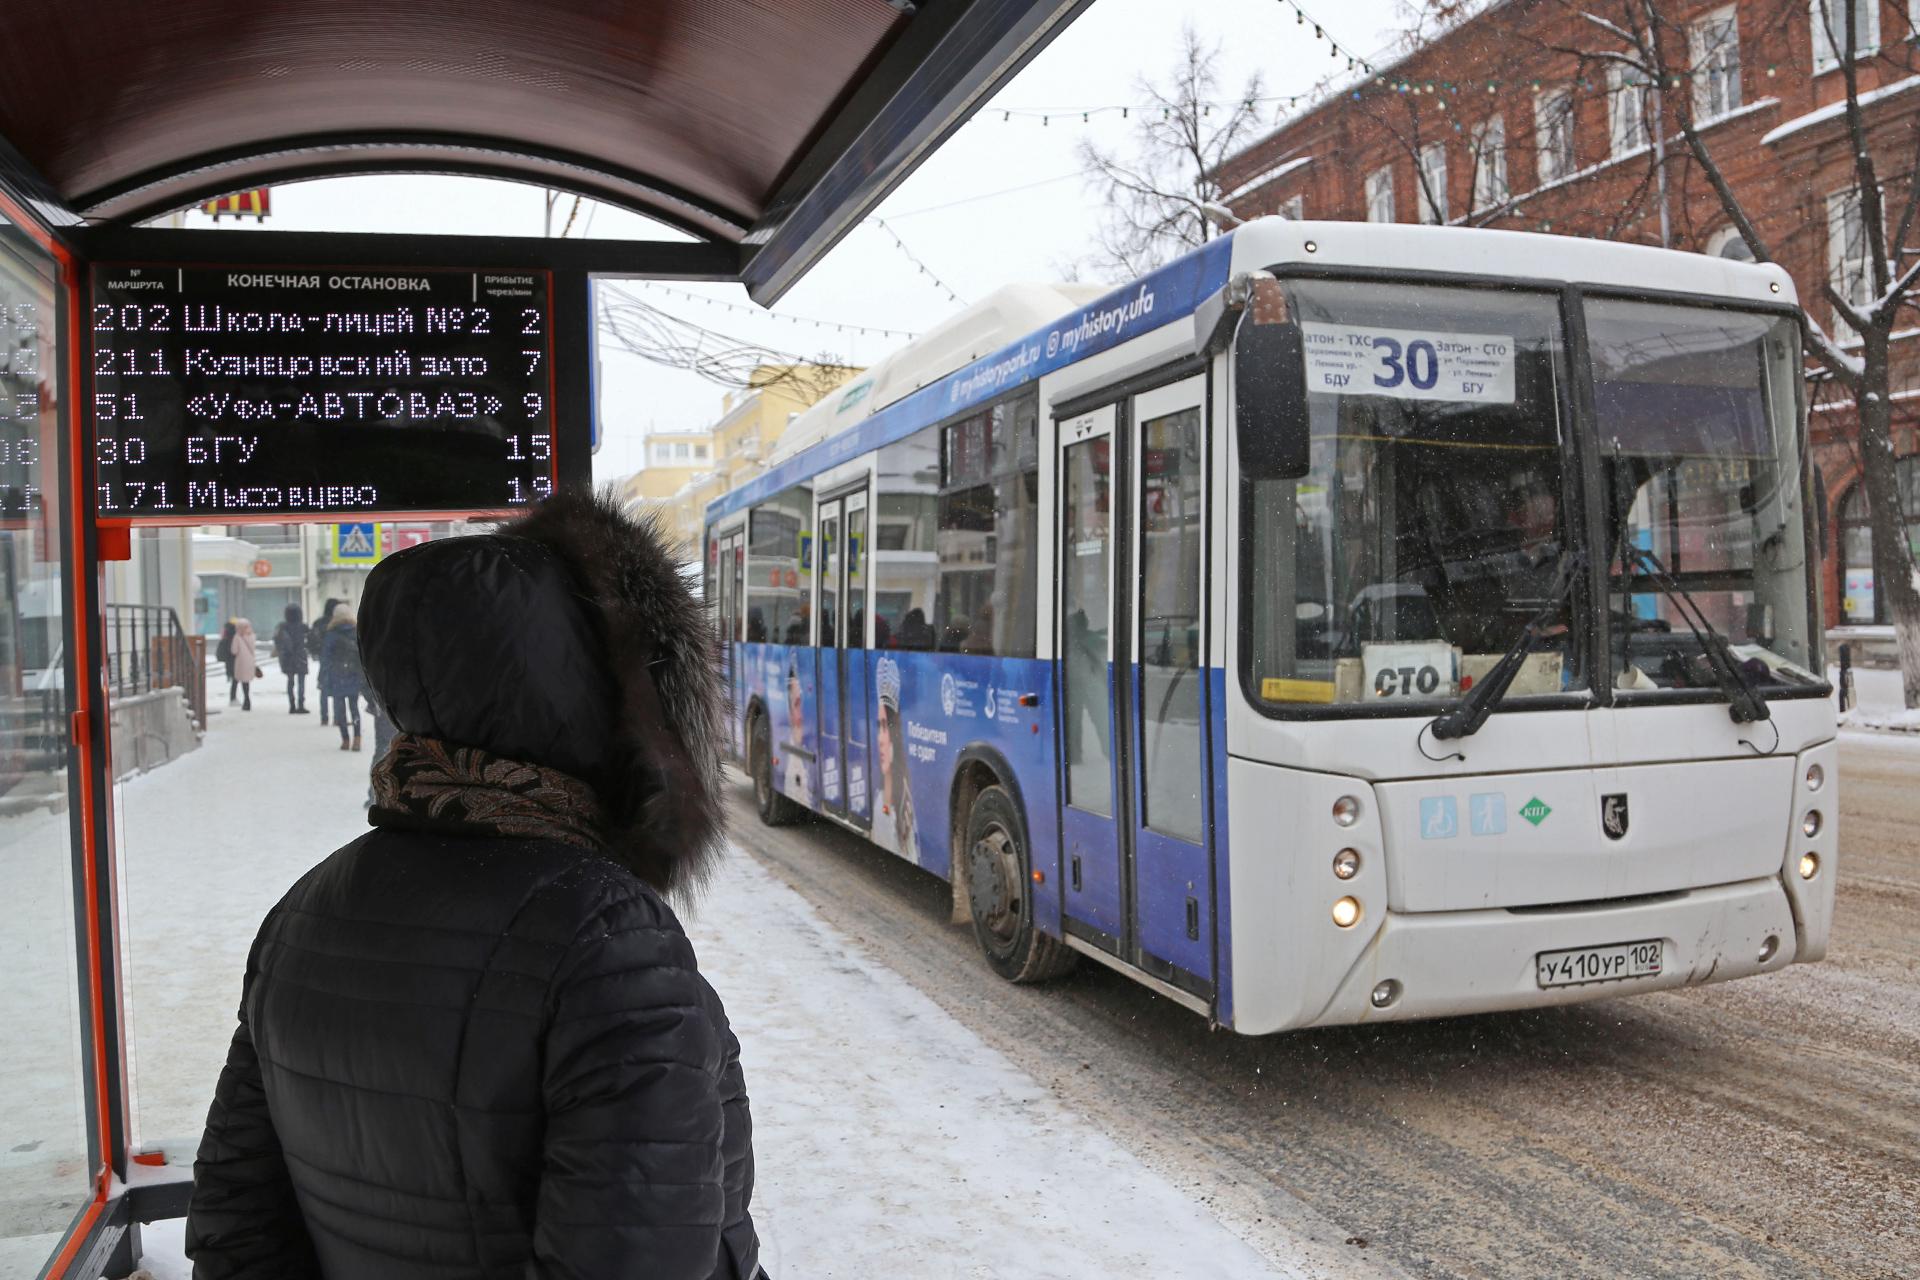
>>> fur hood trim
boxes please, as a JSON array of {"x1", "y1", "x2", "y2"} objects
[{"x1": 503, "y1": 489, "x2": 727, "y2": 897}]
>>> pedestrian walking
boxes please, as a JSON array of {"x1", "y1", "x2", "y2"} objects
[
  {"x1": 185, "y1": 491, "x2": 758, "y2": 1279},
  {"x1": 215, "y1": 621, "x2": 237, "y2": 703},
  {"x1": 310, "y1": 597, "x2": 341, "y2": 725},
  {"x1": 319, "y1": 604, "x2": 363, "y2": 750},
  {"x1": 229, "y1": 619, "x2": 259, "y2": 712},
  {"x1": 272, "y1": 604, "x2": 310, "y2": 714}
]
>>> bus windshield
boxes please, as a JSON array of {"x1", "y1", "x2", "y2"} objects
[
  {"x1": 1245, "y1": 281, "x2": 1818, "y2": 714},
  {"x1": 1246, "y1": 280, "x2": 1585, "y2": 710},
  {"x1": 1588, "y1": 299, "x2": 1819, "y2": 695}
]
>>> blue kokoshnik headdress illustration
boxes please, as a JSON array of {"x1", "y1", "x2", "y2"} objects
[{"x1": 875, "y1": 655, "x2": 901, "y2": 711}]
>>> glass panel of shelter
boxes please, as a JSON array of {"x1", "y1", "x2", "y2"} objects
[{"x1": 0, "y1": 199, "x2": 92, "y2": 1268}]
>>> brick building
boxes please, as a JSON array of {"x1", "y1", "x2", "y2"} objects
[{"x1": 1218, "y1": 0, "x2": 1920, "y2": 626}]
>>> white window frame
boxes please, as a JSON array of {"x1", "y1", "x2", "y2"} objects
[
  {"x1": 1827, "y1": 187, "x2": 1874, "y2": 311},
  {"x1": 1607, "y1": 65, "x2": 1650, "y2": 158},
  {"x1": 1689, "y1": 7, "x2": 1742, "y2": 122},
  {"x1": 1812, "y1": 0, "x2": 1878, "y2": 72},
  {"x1": 1365, "y1": 165, "x2": 1395, "y2": 223},
  {"x1": 1472, "y1": 116, "x2": 1510, "y2": 211},
  {"x1": 1534, "y1": 89, "x2": 1575, "y2": 186},
  {"x1": 1417, "y1": 142, "x2": 1449, "y2": 223}
]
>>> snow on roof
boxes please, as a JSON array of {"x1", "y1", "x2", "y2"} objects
[
  {"x1": 1223, "y1": 153, "x2": 1313, "y2": 204},
  {"x1": 1762, "y1": 74, "x2": 1920, "y2": 146},
  {"x1": 764, "y1": 282, "x2": 1107, "y2": 467}
]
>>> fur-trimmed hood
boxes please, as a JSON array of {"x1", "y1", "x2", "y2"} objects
[{"x1": 358, "y1": 490, "x2": 725, "y2": 896}]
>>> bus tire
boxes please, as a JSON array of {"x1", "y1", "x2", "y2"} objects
[
  {"x1": 964, "y1": 785, "x2": 1075, "y2": 983},
  {"x1": 750, "y1": 710, "x2": 800, "y2": 828}
]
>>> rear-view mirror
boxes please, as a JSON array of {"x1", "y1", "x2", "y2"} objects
[{"x1": 1234, "y1": 276, "x2": 1311, "y2": 480}]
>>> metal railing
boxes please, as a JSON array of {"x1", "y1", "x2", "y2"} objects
[{"x1": 104, "y1": 603, "x2": 205, "y2": 730}]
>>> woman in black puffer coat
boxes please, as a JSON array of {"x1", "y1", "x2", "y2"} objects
[{"x1": 185, "y1": 492, "x2": 759, "y2": 1280}]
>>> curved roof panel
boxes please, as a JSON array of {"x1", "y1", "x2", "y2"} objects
[{"x1": 0, "y1": 0, "x2": 1089, "y2": 296}]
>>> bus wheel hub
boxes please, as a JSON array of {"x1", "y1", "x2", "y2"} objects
[{"x1": 968, "y1": 826, "x2": 1020, "y2": 945}]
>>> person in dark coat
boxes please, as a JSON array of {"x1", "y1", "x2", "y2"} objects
[
  {"x1": 215, "y1": 620, "x2": 238, "y2": 703},
  {"x1": 272, "y1": 604, "x2": 311, "y2": 714},
  {"x1": 318, "y1": 605, "x2": 364, "y2": 751},
  {"x1": 309, "y1": 597, "x2": 341, "y2": 725},
  {"x1": 184, "y1": 492, "x2": 757, "y2": 1280}
]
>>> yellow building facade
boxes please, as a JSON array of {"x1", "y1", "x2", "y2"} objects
[{"x1": 623, "y1": 364, "x2": 860, "y2": 566}]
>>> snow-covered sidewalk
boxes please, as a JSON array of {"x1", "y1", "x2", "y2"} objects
[
  {"x1": 1838, "y1": 665, "x2": 1920, "y2": 733},
  {"x1": 116, "y1": 690, "x2": 1295, "y2": 1277}
]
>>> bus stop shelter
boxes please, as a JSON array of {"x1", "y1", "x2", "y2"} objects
[{"x1": 0, "y1": 1, "x2": 1088, "y2": 1273}]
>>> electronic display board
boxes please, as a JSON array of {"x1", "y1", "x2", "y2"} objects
[{"x1": 90, "y1": 265, "x2": 555, "y2": 519}]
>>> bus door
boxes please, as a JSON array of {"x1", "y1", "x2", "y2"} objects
[
  {"x1": 1126, "y1": 377, "x2": 1213, "y2": 989},
  {"x1": 814, "y1": 486, "x2": 871, "y2": 821},
  {"x1": 717, "y1": 527, "x2": 746, "y2": 756},
  {"x1": 1057, "y1": 405, "x2": 1126, "y2": 945},
  {"x1": 1056, "y1": 379, "x2": 1214, "y2": 991}
]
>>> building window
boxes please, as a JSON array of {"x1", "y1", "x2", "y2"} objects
[
  {"x1": 1471, "y1": 116, "x2": 1509, "y2": 211},
  {"x1": 695, "y1": 444, "x2": 709, "y2": 459},
  {"x1": 1706, "y1": 226, "x2": 1756, "y2": 261},
  {"x1": 1827, "y1": 188, "x2": 1873, "y2": 309},
  {"x1": 1607, "y1": 66, "x2": 1650, "y2": 157},
  {"x1": 1278, "y1": 193, "x2": 1304, "y2": 220},
  {"x1": 674, "y1": 442, "x2": 690, "y2": 459},
  {"x1": 1534, "y1": 89, "x2": 1576, "y2": 185},
  {"x1": 1837, "y1": 460, "x2": 1920, "y2": 622},
  {"x1": 1690, "y1": 7, "x2": 1742, "y2": 121},
  {"x1": 1365, "y1": 165, "x2": 1395, "y2": 223},
  {"x1": 1417, "y1": 142, "x2": 1448, "y2": 223},
  {"x1": 1812, "y1": 0, "x2": 1877, "y2": 71}
]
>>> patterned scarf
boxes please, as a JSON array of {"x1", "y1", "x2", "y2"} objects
[{"x1": 369, "y1": 733, "x2": 606, "y2": 852}]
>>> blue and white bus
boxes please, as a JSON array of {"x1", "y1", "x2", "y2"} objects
[{"x1": 702, "y1": 217, "x2": 1836, "y2": 1034}]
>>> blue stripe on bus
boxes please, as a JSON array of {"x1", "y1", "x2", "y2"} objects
[{"x1": 705, "y1": 236, "x2": 1234, "y2": 523}]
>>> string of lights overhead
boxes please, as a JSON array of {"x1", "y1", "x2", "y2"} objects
[
  {"x1": 622, "y1": 281, "x2": 920, "y2": 341},
  {"x1": 871, "y1": 218, "x2": 968, "y2": 307}
]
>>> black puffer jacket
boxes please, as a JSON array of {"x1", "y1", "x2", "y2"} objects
[{"x1": 185, "y1": 493, "x2": 755, "y2": 1280}]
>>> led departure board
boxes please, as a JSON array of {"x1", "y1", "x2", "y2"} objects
[{"x1": 90, "y1": 265, "x2": 555, "y2": 518}]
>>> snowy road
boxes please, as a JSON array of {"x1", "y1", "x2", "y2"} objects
[
  {"x1": 726, "y1": 738, "x2": 1920, "y2": 1280},
  {"x1": 120, "y1": 689, "x2": 1312, "y2": 1278}
]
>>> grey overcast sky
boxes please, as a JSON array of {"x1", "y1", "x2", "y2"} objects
[{"x1": 217, "y1": 0, "x2": 1410, "y2": 484}]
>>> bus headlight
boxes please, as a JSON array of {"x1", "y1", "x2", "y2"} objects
[
  {"x1": 1332, "y1": 796, "x2": 1361, "y2": 827},
  {"x1": 1331, "y1": 896, "x2": 1362, "y2": 928},
  {"x1": 1805, "y1": 763, "x2": 1824, "y2": 791},
  {"x1": 1332, "y1": 848, "x2": 1361, "y2": 880},
  {"x1": 1802, "y1": 810, "x2": 1822, "y2": 838},
  {"x1": 1798, "y1": 852, "x2": 1819, "y2": 880}
]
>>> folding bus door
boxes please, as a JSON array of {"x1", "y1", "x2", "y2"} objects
[
  {"x1": 1056, "y1": 405, "x2": 1126, "y2": 947},
  {"x1": 1126, "y1": 376, "x2": 1213, "y2": 989},
  {"x1": 816, "y1": 500, "x2": 845, "y2": 814},
  {"x1": 842, "y1": 493, "x2": 872, "y2": 828}
]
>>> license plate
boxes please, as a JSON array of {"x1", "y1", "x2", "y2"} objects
[{"x1": 1536, "y1": 939, "x2": 1663, "y2": 988}]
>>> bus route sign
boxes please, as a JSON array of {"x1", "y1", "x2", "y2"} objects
[{"x1": 89, "y1": 264, "x2": 557, "y2": 520}]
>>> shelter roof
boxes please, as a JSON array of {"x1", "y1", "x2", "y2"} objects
[{"x1": 0, "y1": 0, "x2": 1086, "y2": 300}]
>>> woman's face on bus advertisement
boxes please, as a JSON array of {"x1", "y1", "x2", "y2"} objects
[
  {"x1": 877, "y1": 710, "x2": 893, "y2": 791},
  {"x1": 787, "y1": 673, "x2": 804, "y2": 742}
]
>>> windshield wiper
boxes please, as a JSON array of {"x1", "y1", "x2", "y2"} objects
[
  {"x1": 1618, "y1": 546, "x2": 1770, "y2": 724},
  {"x1": 1430, "y1": 550, "x2": 1584, "y2": 742}
]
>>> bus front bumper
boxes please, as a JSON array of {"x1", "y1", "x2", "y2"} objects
[{"x1": 1307, "y1": 876, "x2": 1799, "y2": 1027}]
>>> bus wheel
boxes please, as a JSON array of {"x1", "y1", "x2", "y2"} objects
[
  {"x1": 750, "y1": 711, "x2": 799, "y2": 827},
  {"x1": 965, "y1": 785, "x2": 1074, "y2": 983}
]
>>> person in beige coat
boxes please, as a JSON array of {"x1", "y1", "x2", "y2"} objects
[{"x1": 231, "y1": 617, "x2": 260, "y2": 712}]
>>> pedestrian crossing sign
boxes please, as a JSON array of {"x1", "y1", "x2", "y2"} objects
[{"x1": 334, "y1": 522, "x2": 382, "y2": 565}]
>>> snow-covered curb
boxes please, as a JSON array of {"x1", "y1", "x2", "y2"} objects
[{"x1": 1839, "y1": 707, "x2": 1920, "y2": 733}]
